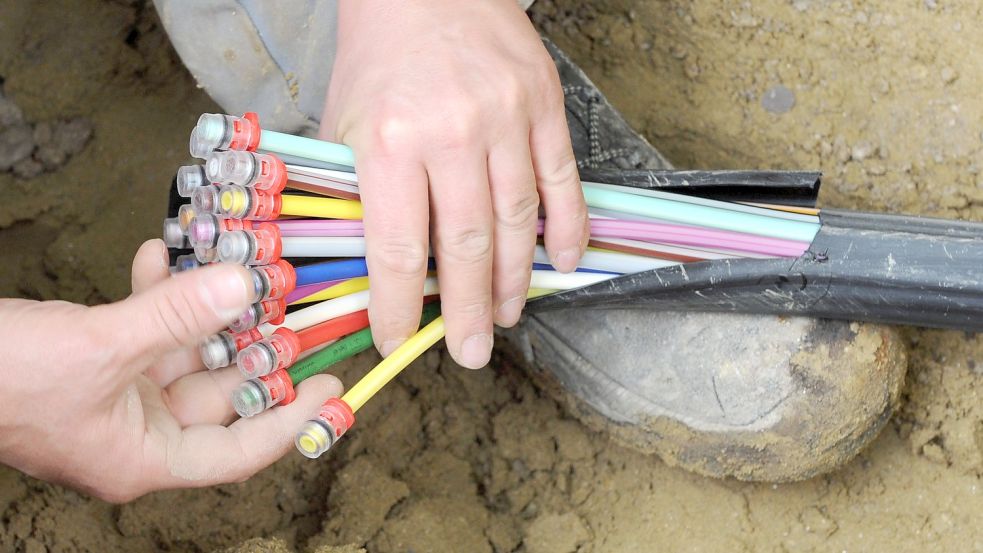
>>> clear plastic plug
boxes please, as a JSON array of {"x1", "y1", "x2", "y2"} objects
[
  {"x1": 248, "y1": 260, "x2": 296, "y2": 301},
  {"x1": 162, "y1": 217, "x2": 186, "y2": 248},
  {"x1": 188, "y1": 213, "x2": 221, "y2": 249},
  {"x1": 189, "y1": 113, "x2": 261, "y2": 159},
  {"x1": 205, "y1": 150, "x2": 287, "y2": 192},
  {"x1": 191, "y1": 185, "x2": 220, "y2": 214},
  {"x1": 237, "y1": 341, "x2": 277, "y2": 379},
  {"x1": 194, "y1": 244, "x2": 218, "y2": 263},
  {"x1": 176, "y1": 165, "x2": 208, "y2": 197},
  {"x1": 200, "y1": 332, "x2": 236, "y2": 370},
  {"x1": 232, "y1": 369, "x2": 295, "y2": 418},
  {"x1": 216, "y1": 225, "x2": 281, "y2": 266},
  {"x1": 177, "y1": 204, "x2": 197, "y2": 232},
  {"x1": 228, "y1": 299, "x2": 286, "y2": 333},
  {"x1": 199, "y1": 328, "x2": 263, "y2": 370},
  {"x1": 237, "y1": 329, "x2": 301, "y2": 378},
  {"x1": 216, "y1": 184, "x2": 281, "y2": 220},
  {"x1": 170, "y1": 254, "x2": 202, "y2": 274},
  {"x1": 295, "y1": 398, "x2": 355, "y2": 459}
]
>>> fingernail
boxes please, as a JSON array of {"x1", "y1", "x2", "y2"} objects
[
  {"x1": 552, "y1": 247, "x2": 581, "y2": 273},
  {"x1": 154, "y1": 239, "x2": 169, "y2": 270},
  {"x1": 202, "y1": 266, "x2": 252, "y2": 321},
  {"x1": 459, "y1": 333, "x2": 492, "y2": 369},
  {"x1": 380, "y1": 339, "x2": 405, "y2": 358},
  {"x1": 495, "y1": 295, "x2": 526, "y2": 327}
]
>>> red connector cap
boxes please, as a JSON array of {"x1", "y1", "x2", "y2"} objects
[
  {"x1": 318, "y1": 397, "x2": 355, "y2": 440},
  {"x1": 260, "y1": 368, "x2": 297, "y2": 406},
  {"x1": 237, "y1": 328, "x2": 302, "y2": 378},
  {"x1": 231, "y1": 328, "x2": 264, "y2": 351},
  {"x1": 230, "y1": 112, "x2": 262, "y2": 151},
  {"x1": 250, "y1": 260, "x2": 296, "y2": 301},
  {"x1": 253, "y1": 153, "x2": 287, "y2": 193}
]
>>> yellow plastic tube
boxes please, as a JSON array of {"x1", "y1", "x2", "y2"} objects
[
  {"x1": 289, "y1": 277, "x2": 370, "y2": 306},
  {"x1": 280, "y1": 195, "x2": 363, "y2": 220},
  {"x1": 340, "y1": 288, "x2": 556, "y2": 413}
]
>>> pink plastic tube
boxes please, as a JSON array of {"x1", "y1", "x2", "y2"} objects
[
  {"x1": 275, "y1": 220, "x2": 364, "y2": 237},
  {"x1": 582, "y1": 219, "x2": 810, "y2": 257},
  {"x1": 271, "y1": 217, "x2": 809, "y2": 257},
  {"x1": 285, "y1": 279, "x2": 343, "y2": 304}
]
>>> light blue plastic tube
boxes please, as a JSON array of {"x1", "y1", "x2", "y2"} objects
[
  {"x1": 259, "y1": 130, "x2": 356, "y2": 168},
  {"x1": 581, "y1": 184, "x2": 820, "y2": 242}
]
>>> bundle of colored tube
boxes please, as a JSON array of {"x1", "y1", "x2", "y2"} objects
[{"x1": 164, "y1": 112, "x2": 822, "y2": 460}]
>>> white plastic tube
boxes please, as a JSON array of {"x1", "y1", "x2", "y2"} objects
[{"x1": 534, "y1": 245, "x2": 675, "y2": 274}]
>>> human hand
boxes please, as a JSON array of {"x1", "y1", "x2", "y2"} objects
[
  {"x1": 320, "y1": 0, "x2": 589, "y2": 369},
  {"x1": 0, "y1": 240, "x2": 342, "y2": 502}
]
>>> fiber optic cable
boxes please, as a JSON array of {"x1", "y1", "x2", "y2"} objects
[
  {"x1": 582, "y1": 184, "x2": 821, "y2": 242},
  {"x1": 289, "y1": 277, "x2": 370, "y2": 305},
  {"x1": 237, "y1": 310, "x2": 371, "y2": 378},
  {"x1": 293, "y1": 289, "x2": 555, "y2": 459}
]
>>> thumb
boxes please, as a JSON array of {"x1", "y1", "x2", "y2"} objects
[{"x1": 91, "y1": 263, "x2": 254, "y2": 363}]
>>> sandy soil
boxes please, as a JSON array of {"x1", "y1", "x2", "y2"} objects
[{"x1": 3, "y1": 0, "x2": 983, "y2": 551}]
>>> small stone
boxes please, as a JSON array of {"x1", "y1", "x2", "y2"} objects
[
  {"x1": 762, "y1": 85, "x2": 795, "y2": 114},
  {"x1": 34, "y1": 118, "x2": 93, "y2": 170},
  {"x1": 0, "y1": 124, "x2": 35, "y2": 170},
  {"x1": 924, "y1": 0, "x2": 938, "y2": 9},
  {"x1": 941, "y1": 67, "x2": 958, "y2": 84},
  {"x1": 523, "y1": 513, "x2": 590, "y2": 553},
  {"x1": 0, "y1": 94, "x2": 24, "y2": 127},
  {"x1": 851, "y1": 141, "x2": 877, "y2": 161},
  {"x1": 12, "y1": 157, "x2": 44, "y2": 179}
]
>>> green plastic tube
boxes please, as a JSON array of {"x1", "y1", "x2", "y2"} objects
[{"x1": 287, "y1": 303, "x2": 442, "y2": 385}]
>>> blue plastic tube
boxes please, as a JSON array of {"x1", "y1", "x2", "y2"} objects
[{"x1": 294, "y1": 259, "x2": 368, "y2": 286}]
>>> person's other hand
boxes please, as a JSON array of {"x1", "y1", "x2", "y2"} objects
[
  {"x1": 0, "y1": 240, "x2": 342, "y2": 502},
  {"x1": 320, "y1": 0, "x2": 589, "y2": 369}
]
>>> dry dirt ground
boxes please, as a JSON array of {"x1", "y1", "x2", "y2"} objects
[{"x1": 3, "y1": 1, "x2": 983, "y2": 551}]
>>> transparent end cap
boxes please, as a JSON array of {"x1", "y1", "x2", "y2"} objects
[
  {"x1": 200, "y1": 333, "x2": 235, "y2": 370},
  {"x1": 188, "y1": 214, "x2": 220, "y2": 249},
  {"x1": 171, "y1": 254, "x2": 201, "y2": 274},
  {"x1": 176, "y1": 165, "x2": 207, "y2": 197},
  {"x1": 237, "y1": 342, "x2": 276, "y2": 379},
  {"x1": 217, "y1": 231, "x2": 252, "y2": 264},
  {"x1": 191, "y1": 185, "x2": 220, "y2": 214},
  {"x1": 190, "y1": 113, "x2": 231, "y2": 159},
  {"x1": 231, "y1": 379, "x2": 273, "y2": 418},
  {"x1": 217, "y1": 185, "x2": 251, "y2": 218},
  {"x1": 295, "y1": 420, "x2": 335, "y2": 459},
  {"x1": 228, "y1": 304, "x2": 261, "y2": 333},
  {"x1": 162, "y1": 217, "x2": 185, "y2": 248},
  {"x1": 194, "y1": 245, "x2": 218, "y2": 263},
  {"x1": 177, "y1": 204, "x2": 197, "y2": 231},
  {"x1": 206, "y1": 150, "x2": 255, "y2": 186}
]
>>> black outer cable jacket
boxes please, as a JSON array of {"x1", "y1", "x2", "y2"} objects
[
  {"x1": 527, "y1": 209, "x2": 983, "y2": 332},
  {"x1": 577, "y1": 169, "x2": 822, "y2": 208}
]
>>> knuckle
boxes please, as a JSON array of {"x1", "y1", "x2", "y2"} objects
[
  {"x1": 437, "y1": 227, "x2": 493, "y2": 264},
  {"x1": 434, "y1": 102, "x2": 481, "y2": 149},
  {"x1": 496, "y1": 192, "x2": 540, "y2": 233},
  {"x1": 374, "y1": 239, "x2": 429, "y2": 279},
  {"x1": 150, "y1": 291, "x2": 198, "y2": 350},
  {"x1": 371, "y1": 111, "x2": 417, "y2": 153},
  {"x1": 538, "y1": 154, "x2": 580, "y2": 190},
  {"x1": 447, "y1": 297, "x2": 492, "y2": 323}
]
